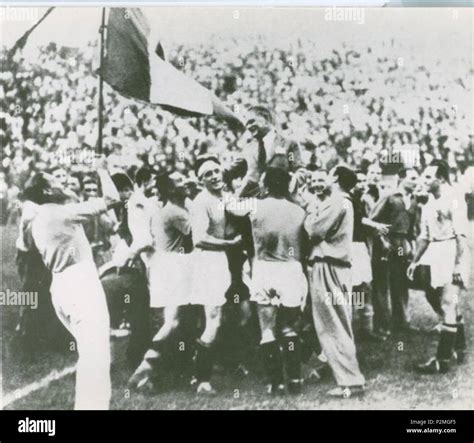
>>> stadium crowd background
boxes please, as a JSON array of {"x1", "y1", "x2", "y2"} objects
[{"x1": 1, "y1": 32, "x2": 473, "y2": 223}]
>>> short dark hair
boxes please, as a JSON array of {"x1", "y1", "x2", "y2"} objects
[
  {"x1": 83, "y1": 176, "x2": 98, "y2": 187},
  {"x1": 247, "y1": 105, "x2": 273, "y2": 124},
  {"x1": 264, "y1": 167, "x2": 290, "y2": 197},
  {"x1": 22, "y1": 173, "x2": 50, "y2": 204},
  {"x1": 429, "y1": 159, "x2": 450, "y2": 184},
  {"x1": 135, "y1": 166, "x2": 153, "y2": 188},
  {"x1": 223, "y1": 158, "x2": 248, "y2": 188},
  {"x1": 111, "y1": 172, "x2": 133, "y2": 192},
  {"x1": 154, "y1": 172, "x2": 172, "y2": 202},
  {"x1": 333, "y1": 166, "x2": 357, "y2": 193},
  {"x1": 68, "y1": 172, "x2": 83, "y2": 187},
  {"x1": 397, "y1": 166, "x2": 413, "y2": 178}
]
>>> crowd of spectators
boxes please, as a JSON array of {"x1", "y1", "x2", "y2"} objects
[{"x1": 1, "y1": 34, "x2": 472, "y2": 223}]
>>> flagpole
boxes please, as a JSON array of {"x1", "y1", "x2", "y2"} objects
[
  {"x1": 97, "y1": 7, "x2": 106, "y2": 155},
  {"x1": 8, "y1": 7, "x2": 55, "y2": 60}
]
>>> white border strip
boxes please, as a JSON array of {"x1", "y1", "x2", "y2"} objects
[
  {"x1": 0, "y1": 1, "x2": 389, "y2": 5},
  {"x1": 2, "y1": 364, "x2": 76, "y2": 408},
  {"x1": 1, "y1": 1, "x2": 471, "y2": 8}
]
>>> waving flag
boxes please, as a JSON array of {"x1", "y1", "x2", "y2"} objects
[{"x1": 102, "y1": 8, "x2": 243, "y2": 129}]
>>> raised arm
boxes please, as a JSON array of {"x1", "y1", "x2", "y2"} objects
[
  {"x1": 65, "y1": 157, "x2": 121, "y2": 223},
  {"x1": 96, "y1": 155, "x2": 121, "y2": 205}
]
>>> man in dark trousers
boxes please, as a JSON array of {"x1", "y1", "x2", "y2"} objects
[
  {"x1": 369, "y1": 167, "x2": 419, "y2": 337},
  {"x1": 100, "y1": 172, "x2": 151, "y2": 368},
  {"x1": 351, "y1": 171, "x2": 374, "y2": 336}
]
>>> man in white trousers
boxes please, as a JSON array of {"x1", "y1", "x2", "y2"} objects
[
  {"x1": 304, "y1": 166, "x2": 366, "y2": 398},
  {"x1": 27, "y1": 156, "x2": 120, "y2": 410}
]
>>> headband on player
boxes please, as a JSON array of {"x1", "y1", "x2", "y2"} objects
[{"x1": 197, "y1": 159, "x2": 220, "y2": 179}]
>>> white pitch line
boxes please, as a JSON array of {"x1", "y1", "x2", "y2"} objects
[{"x1": 2, "y1": 364, "x2": 76, "y2": 409}]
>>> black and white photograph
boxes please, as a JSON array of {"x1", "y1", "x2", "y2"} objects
[{"x1": 0, "y1": 0, "x2": 473, "y2": 439}]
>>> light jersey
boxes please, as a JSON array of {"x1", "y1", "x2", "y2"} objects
[
  {"x1": 127, "y1": 189, "x2": 161, "y2": 265},
  {"x1": 304, "y1": 192, "x2": 354, "y2": 267},
  {"x1": 250, "y1": 197, "x2": 306, "y2": 262},
  {"x1": 150, "y1": 201, "x2": 192, "y2": 254},
  {"x1": 31, "y1": 198, "x2": 108, "y2": 273},
  {"x1": 305, "y1": 196, "x2": 328, "y2": 218},
  {"x1": 419, "y1": 184, "x2": 468, "y2": 242},
  {"x1": 190, "y1": 189, "x2": 229, "y2": 246}
]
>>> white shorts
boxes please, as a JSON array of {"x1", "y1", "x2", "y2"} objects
[
  {"x1": 189, "y1": 250, "x2": 230, "y2": 307},
  {"x1": 351, "y1": 242, "x2": 372, "y2": 287},
  {"x1": 148, "y1": 252, "x2": 192, "y2": 308},
  {"x1": 250, "y1": 260, "x2": 308, "y2": 308},
  {"x1": 419, "y1": 239, "x2": 470, "y2": 289}
]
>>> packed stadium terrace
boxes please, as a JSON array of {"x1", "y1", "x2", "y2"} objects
[{"x1": 0, "y1": 35, "x2": 472, "y2": 199}]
